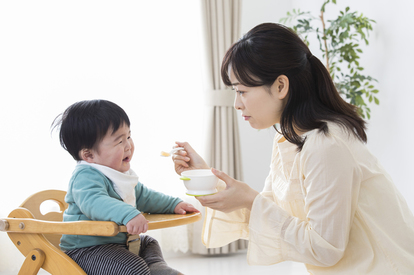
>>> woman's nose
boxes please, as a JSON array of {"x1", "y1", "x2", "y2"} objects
[{"x1": 234, "y1": 94, "x2": 243, "y2": 110}]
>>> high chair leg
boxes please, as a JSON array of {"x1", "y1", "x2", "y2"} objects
[{"x1": 18, "y1": 249, "x2": 45, "y2": 275}]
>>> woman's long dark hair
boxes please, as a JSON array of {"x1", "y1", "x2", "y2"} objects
[{"x1": 221, "y1": 23, "x2": 367, "y2": 150}]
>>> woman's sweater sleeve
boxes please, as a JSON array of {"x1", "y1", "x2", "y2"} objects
[{"x1": 248, "y1": 133, "x2": 362, "y2": 266}]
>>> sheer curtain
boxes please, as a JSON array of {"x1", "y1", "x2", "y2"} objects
[{"x1": 199, "y1": 0, "x2": 247, "y2": 254}]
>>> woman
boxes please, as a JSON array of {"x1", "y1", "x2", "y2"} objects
[{"x1": 173, "y1": 23, "x2": 414, "y2": 274}]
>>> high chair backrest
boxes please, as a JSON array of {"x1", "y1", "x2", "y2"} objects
[
  {"x1": 4, "y1": 190, "x2": 87, "y2": 275},
  {"x1": 19, "y1": 189, "x2": 68, "y2": 248}
]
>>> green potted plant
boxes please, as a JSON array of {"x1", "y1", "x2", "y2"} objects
[{"x1": 280, "y1": 0, "x2": 379, "y2": 119}]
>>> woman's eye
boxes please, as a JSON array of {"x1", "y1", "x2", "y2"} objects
[{"x1": 238, "y1": 90, "x2": 245, "y2": 95}]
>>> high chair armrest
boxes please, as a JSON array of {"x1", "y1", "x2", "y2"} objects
[
  {"x1": 0, "y1": 218, "x2": 120, "y2": 236},
  {"x1": 1, "y1": 212, "x2": 201, "y2": 236},
  {"x1": 119, "y1": 212, "x2": 202, "y2": 232}
]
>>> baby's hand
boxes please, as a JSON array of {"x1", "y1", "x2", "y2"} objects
[
  {"x1": 126, "y1": 213, "x2": 149, "y2": 235},
  {"x1": 174, "y1": 202, "x2": 200, "y2": 214}
]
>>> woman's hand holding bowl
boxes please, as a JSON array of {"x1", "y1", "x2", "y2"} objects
[{"x1": 196, "y1": 168, "x2": 259, "y2": 213}]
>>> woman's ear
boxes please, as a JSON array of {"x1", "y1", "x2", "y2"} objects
[
  {"x1": 80, "y1": 148, "x2": 95, "y2": 163},
  {"x1": 271, "y1": 75, "x2": 289, "y2": 100}
]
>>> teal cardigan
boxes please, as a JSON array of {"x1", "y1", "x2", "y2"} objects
[{"x1": 60, "y1": 164, "x2": 182, "y2": 251}]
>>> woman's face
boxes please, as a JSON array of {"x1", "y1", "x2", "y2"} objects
[{"x1": 230, "y1": 68, "x2": 289, "y2": 130}]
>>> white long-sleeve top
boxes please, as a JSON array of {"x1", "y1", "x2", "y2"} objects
[{"x1": 202, "y1": 123, "x2": 414, "y2": 274}]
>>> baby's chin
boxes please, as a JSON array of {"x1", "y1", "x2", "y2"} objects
[{"x1": 118, "y1": 162, "x2": 131, "y2": 173}]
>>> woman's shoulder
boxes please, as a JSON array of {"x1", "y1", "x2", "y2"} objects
[
  {"x1": 304, "y1": 122, "x2": 356, "y2": 142},
  {"x1": 301, "y1": 122, "x2": 360, "y2": 155},
  {"x1": 297, "y1": 123, "x2": 366, "y2": 173}
]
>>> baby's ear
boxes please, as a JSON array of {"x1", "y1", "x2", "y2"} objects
[{"x1": 80, "y1": 149, "x2": 94, "y2": 163}]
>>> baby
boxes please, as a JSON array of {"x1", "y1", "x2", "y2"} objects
[{"x1": 53, "y1": 99, "x2": 197, "y2": 275}]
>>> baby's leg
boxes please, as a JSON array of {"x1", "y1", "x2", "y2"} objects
[
  {"x1": 139, "y1": 235, "x2": 182, "y2": 275},
  {"x1": 66, "y1": 243, "x2": 150, "y2": 275}
]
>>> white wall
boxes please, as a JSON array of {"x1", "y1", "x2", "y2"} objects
[{"x1": 239, "y1": 0, "x2": 414, "y2": 213}]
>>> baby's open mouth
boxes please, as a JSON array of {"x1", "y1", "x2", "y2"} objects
[{"x1": 123, "y1": 157, "x2": 130, "y2": 162}]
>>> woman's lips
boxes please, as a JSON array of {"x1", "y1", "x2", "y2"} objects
[{"x1": 243, "y1": 116, "x2": 251, "y2": 121}]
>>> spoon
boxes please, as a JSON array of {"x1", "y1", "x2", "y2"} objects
[{"x1": 160, "y1": 147, "x2": 184, "y2": 157}]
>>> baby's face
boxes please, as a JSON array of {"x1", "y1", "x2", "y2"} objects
[{"x1": 91, "y1": 124, "x2": 134, "y2": 173}]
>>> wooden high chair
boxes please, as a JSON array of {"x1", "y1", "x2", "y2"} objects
[{"x1": 0, "y1": 189, "x2": 201, "y2": 275}]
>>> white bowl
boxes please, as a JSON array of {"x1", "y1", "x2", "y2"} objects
[{"x1": 180, "y1": 169, "x2": 218, "y2": 196}]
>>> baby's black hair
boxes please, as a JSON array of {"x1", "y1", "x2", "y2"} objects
[{"x1": 52, "y1": 99, "x2": 130, "y2": 161}]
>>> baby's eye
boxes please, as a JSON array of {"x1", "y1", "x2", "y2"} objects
[{"x1": 127, "y1": 136, "x2": 131, "y2": 139}]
